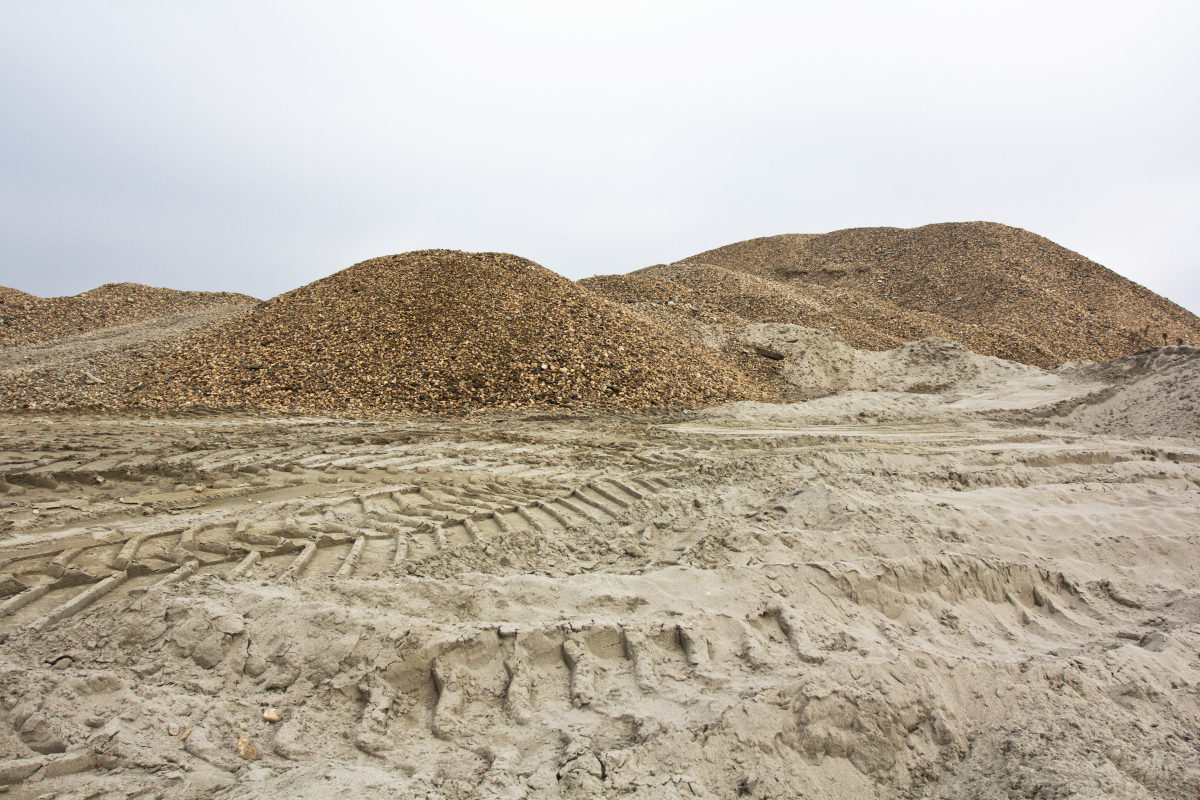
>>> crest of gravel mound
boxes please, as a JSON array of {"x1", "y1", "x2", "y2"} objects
[
  {"x1": 673, "y1": 222, "x2": 1200, "y2": 367},
  {"x1": 0, "y1": 282, "x2": 259, "y2": 348},
  {"x1": 136, "y1": 250, "x2": 774, "y2": 414}
]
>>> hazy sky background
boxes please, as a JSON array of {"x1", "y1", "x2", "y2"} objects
[{"x1": 2, "y1": 1, "x2": 1197, "y2": 313}]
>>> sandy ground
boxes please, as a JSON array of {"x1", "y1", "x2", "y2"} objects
[{"x1": 0, "y1": 338, "x2": 1198, "y2": 799}]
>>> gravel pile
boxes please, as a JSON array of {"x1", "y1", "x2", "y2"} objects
[
  {"x1": 583, "y1": 261, "x2": 1059, "y2": 364},
  {"x1": 1, "y1": 305, "x2": 256, "y2": 411},
  {"x1": 673, "y1": 222, "x2": 1200, "y2": 367},
  {"x1": 133, "y1": 250, "x2": 777, "y2": 414},
  {"x1": 0, "y1": 282, "x2": 258, "y2": 348}
]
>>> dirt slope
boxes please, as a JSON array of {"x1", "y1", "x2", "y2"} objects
[
  {"x1": 0, "y1": 283, "x2": 258, "y2": 348},
  {"x1": 669, "y1": 222, "x2": 1200, "y2": 367},
  {"x1": 135, "y1": 250, "x2": 776, "y2": 414}
]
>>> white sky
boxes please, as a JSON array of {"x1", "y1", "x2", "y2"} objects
[{"x1": 2, "y1": 1, "x2": 1197, "y2": 314}]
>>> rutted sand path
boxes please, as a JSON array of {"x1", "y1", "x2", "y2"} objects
[{"x1": 0, "y1": 375, "x2": 1197, "y2": 799}]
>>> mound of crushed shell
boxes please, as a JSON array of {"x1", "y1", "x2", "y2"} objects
[
  {"x1": 672, "y1": 222, "x2": 1200, "y2": 368},
  {"x1": 0, "y1": 283, "x2": 259, "y2": 348},
  {"x1": 135, "y1": 250, "x2": 777, "y2": 414}
]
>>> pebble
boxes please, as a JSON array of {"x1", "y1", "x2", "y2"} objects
[
  {"x1": 263, "y1": 708, "x2": 281, "y2": 723},
  {"x1": 236, "y1": 736, "x2": 260, "y2": 761}
]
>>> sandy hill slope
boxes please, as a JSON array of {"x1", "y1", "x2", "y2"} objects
[
  {"x1": 134, "y1": 250, "x2": 776, "y2": 414},
  {"x1": 671, "y1": 222, "x2": 1200, "y2": 367},
  {"x1": 0, "y1": 282, "x2": 259, "y2": 348}
]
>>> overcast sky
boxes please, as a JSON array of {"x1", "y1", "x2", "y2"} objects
[{"x1": 2, "y1": 2, "x2": 1197, "y2": 313}]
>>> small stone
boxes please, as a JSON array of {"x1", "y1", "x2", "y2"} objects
[
  {"x1": 753, "y1": 345, "x2": 786, "y2": 360},
  {"x1": 263, "y1": 708, "x2": 281, "y2": 723},
  {"x1": 167, "y1": 723, "x2": 180, "y2": 736},
  {"x1": 236, "y1": 736, "x2": 260, "y2": 761}
]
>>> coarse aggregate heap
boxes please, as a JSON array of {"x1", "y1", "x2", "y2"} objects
[
  {"x1": 0, "y1": 283, "x2": 258, "y2": 348},
  {"x1": 673, "y1": 222, "x2": 1200, "y2": 367},
  {"x1": 135, "y1": 250, "x2": 776, "y2": 414},
  {"x1": 582, "y1": 262, "x2": 1060, "y2": 364}
]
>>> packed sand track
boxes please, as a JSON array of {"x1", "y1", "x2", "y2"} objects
[{"x1": 0, "y1": 342, "x2": 1199, "y2": 799}]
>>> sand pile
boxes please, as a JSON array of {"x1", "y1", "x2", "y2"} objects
[
  {"x1": 697, "y1": 324, "x2": 1082, "y2": 427},
  {"x1": 0, "y1": 283, "x2": 258, "y2": 348},
  {"x1": 672, "y1": 222, "x2": 1200, "y2": 366},
  {"x1": 1049, "y1": 345, "x2": 1200, "y2": 441},
  {"x1": 134, "y1": 250, "x2": 776, "y2": 414},
  {"x1": 738, "y1": 324, "x2": 995, "y2": 397}
]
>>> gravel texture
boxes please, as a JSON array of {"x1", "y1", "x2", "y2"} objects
[
  {"x1": 667, "y1": 221, "x2": 1200, "y2": 367},
  {"x1": 0, "y1": 306, "x2": 256, "y2": 411},
  {"x1": 0, "y1": 282, "x2": 257, "y2": 348},
  {"x1": 581, "y1": 262, "x2": 1047, "y2": 360},
  {"x1": 132, "y1": 250, "x2": 778, "y2": 414}
]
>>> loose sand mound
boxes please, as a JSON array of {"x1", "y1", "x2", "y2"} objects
[
  {"x1": 1049, "y1": 345, "x2": 1200, "y2": 441},
  {"x1": 738, "y1": 324, "x2": 996, "y2": 397},
  {"x1": 697, "y1": 324, "x2": 1093, "y2": 427},
  {"x1": 0, "y1": 283, "x2": 258, "y2": 348},
  {"x1": 674, "y1": 222, "x2": 1200, "y2": 367},
  {"x1": 135, "y1": 250, "x2": 776, "y2": 414}
]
